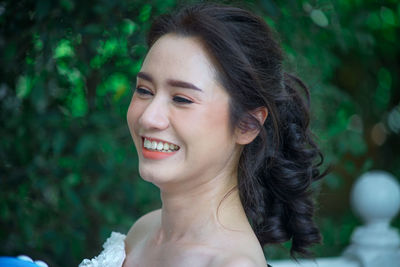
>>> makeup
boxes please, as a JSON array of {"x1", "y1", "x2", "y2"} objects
[{"x1": 142, "y1": 145, "x2": 178, "y2": 159}]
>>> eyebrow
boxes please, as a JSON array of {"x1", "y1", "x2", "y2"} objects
[{"x1": 137, "y1": 71, "x2": 203, "y2": 92}]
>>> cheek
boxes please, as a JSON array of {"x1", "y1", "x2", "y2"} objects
[
  {"x1": 206, "y1": 105, "x2": 233, "y2": 145},
  {"x1": 177, "y1": 101, "x2": 233, "y2": 150},
  {"x1": 205, "y1": 105, "x2": 230, "y2": 133},
  {"x1": 127, "y1": 96, "x2": 143, "y2": 135}
]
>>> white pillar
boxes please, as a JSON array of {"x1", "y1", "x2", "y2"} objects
[
  {"x1": 270, "y1": 170, "x2": 400, "y2": 267},
  {"x1": 343, "y1": 170, "x2": 400, "y2": 266}
]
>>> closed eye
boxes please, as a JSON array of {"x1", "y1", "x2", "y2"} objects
[
  {"x1": 173, "y1": 96, "x2": 193, "y2": 104},
  {"x1": 135, "y1": 87, "x2": 193, "y2": 104},
  {"x1": 135, "y1": 87, "x2": 153, "y2": 96}
]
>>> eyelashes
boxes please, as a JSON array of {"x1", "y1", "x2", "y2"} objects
[
  {"x1": 172, "y1": 96, "x2": 193, "y2": 104},
  {"x1": 135, "y1": 87, "x2": 194, "y2": 104},
  {"x1": 135, "y1": 87, "x2": 153, "y2": 96}
]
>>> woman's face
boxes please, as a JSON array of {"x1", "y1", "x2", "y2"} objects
[{"x1": 127, "y1": 34, "x2": 240, "y2": 189}]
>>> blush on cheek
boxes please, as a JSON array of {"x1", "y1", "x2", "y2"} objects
[
  {"x1": 126, "y1": 104, "x2": 143, "y2": 148},
  {"x1": 127, "y1": 98, "x2": 145, "y2": 129},
  {"x1": 208, "y1": 101, "x2": 231, "y2": 131},
  {"x1": 190, "y1": 101, "x2": 234, "y2": 155},
  {"x1": 126, "y1": 109, "x2": 136, "y2": 134}
]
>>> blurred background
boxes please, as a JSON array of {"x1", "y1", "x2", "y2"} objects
[{"x1": 0, "y1": 0, "x2": 399, "y2": 266}]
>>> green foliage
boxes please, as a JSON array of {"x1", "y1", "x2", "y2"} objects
[
  {"x1": 0, "y1": 0, "x2": 399, "y2": 265},
  {"x1": 0, "y1": 0, "x2": 170, "y2": 265}
]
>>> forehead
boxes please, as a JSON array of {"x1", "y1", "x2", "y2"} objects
[{"x1": 140, "y1": 34, "x2": 217, "y2": 85}]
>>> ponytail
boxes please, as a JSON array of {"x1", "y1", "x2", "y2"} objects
[{"x1": 238, "y1": 72, "x2": 327, "y2": 256}]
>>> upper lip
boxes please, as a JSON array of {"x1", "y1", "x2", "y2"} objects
[{"x1": 142, "y1": 136, "x2": 180, "y2": 147}]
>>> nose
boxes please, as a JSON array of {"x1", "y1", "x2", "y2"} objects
[{"x1": 138, "y1": 96, "x2": 169, "y2": 130}]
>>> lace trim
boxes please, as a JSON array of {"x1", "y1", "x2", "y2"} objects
[{"x1": 79, "y1": 232, "x2": 126, "y2": 267}]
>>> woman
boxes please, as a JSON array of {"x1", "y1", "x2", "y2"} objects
[{"x1": 80, "y1": 3, "x2": 326, "y2": 267}]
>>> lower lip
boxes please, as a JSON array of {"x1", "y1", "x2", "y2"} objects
[{"x1": 142, "y1": 145, "x2": 178, "y2": 160}]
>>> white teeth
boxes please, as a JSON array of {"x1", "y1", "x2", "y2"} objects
[
  {"x1": 163, "y1": 143, "x2": 169, "y2": 150},
  {"x1": 144, "y1": 139, "x2": 151, "y2": 149},
  {"x1": 151, "y1": 141, "x2": 157, "y2": 150},
  {"x1": 156, "y1": 142, "x2": 164, "y2": 151},
  {"x1": 143, "y1": 138, "x2": 179, "y2": 152}
]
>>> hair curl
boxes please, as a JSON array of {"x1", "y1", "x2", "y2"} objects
[{"x1": 147, "y1": 3, "x2": 328, "y2": 257}]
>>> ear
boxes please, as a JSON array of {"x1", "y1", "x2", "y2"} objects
[{"x1": 235, "y1": 107, "x2": 268, "y2": 145}]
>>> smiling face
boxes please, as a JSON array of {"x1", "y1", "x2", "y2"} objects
[{"x1": 127, "y1": 34, "x2": 241, "y2": 190}]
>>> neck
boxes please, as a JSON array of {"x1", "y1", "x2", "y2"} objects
[{"x1": 154, "y1": 170, "x2": 249, "y2": 244}]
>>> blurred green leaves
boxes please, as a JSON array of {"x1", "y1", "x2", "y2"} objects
[
  {"x1": 310, "y1": 9, "x2": 329, "y2": 27},
  {"x1": 375, "y1": 67, "x2": 392, "y2": 110},
  {"x1": 122, "y1": 19, "x2": 137, "y2": 36},
  {"x1": 139, "y1": 4, "x2": 152, "y2": 22},
  {"x1": 16, "y1": 75, "x2": 32, "y2": 99},
  {"x1": 0, "y1": 0, "x2": 170, "y2": 265},
  {"x1": 54, "y1": 39, "x2": 74, "y2": 59}
]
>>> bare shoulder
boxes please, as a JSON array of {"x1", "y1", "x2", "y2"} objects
[
  {"x1": 209, "y1": 254, "x2": 263, "y2": 267},
  {"x1": 125, "y1": 209, "x2": 161, "y2": 250},
  {"x1": 220, "y1": 256, "x2": 258, "y2": 267},
  {"x1": 126, "y1": 209, "x2": 161, "y2": 237},
  {"x1": 207, "y1": 230, "x2": 267, "y2": 267}
]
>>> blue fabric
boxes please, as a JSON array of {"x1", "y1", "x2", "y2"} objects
[{"x1": 0, "y1": 257, "x2": 40, "y2": 267}]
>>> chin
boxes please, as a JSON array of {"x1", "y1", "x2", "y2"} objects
[{"x1": 138, "y1": 164, "x2": 177, "y2": 187}]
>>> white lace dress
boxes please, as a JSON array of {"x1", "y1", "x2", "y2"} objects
[{"x1": 79, "y1": 232, "x2": 126, "y2": 267}]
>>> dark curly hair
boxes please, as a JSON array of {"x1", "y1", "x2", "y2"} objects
[{"x1": 147, "y1": 3, "x2": 328, "y2": 257}]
